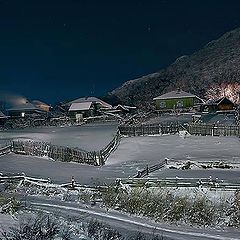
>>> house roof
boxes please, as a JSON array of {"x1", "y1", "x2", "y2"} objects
[
  {"x1": 153, "y1": 90, "x2": 197, "y2": 100},
  {"x1": 0, "y1": 111, "x2": 7, "y2": 119},
  {"x1": 7, "y1": 102, "x2": 44, "y2": 112},
  {"x1": 67, "y1": 96, "x2": 112, "y2": 109},
  {"x1": 32, "y1": 100, "x2": 50, "y2": 107},
  {"x1": 205, "y1": 97, "x2": 235, "y2": 106},
  {"x1": 69, "y1": 102, "x2": 93, "y2": 111}
]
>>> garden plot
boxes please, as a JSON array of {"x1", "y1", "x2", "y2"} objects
[{"x1": 0, "y1": 122, "x2": 118, "y2": 151}]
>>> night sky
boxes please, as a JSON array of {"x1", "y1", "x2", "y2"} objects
[{"x1": 1, "y1": 0, "x2": 240, "y2": 104}]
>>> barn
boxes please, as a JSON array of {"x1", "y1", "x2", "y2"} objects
[{"x1": 153, "y1": 90, "x2": 203, "y2": 111}]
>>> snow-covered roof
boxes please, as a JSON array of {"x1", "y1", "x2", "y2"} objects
[
  {"x1": 205, "y1": 97, "x2": 235, "y2": 106},
  {"x1": 32, "y1": 100, "x2": 50, "y2": 107},
  {"x1": 0, "y1": 111, "x2": 7, "y2": 118},
  {"x1": 7, "y1": 102, "x2": 43, "y2": 112},
  {"x1": 153, "y1": 90, "x2": 196, "y2": 100},
  {"x1": 67, "y1": 96, "x2": 112, "y2": 109},
  {"x1": 69, "y1": 102, "x2": 93, "y2": 111}
]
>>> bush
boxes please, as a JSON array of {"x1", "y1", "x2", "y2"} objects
[
  {"x1": 102, "y1": 187, "x2": 231, "y2": 227},
  {"x1": 1, "y1": 214, "x2": 72, "y2": 240},
  {"x1": 0, "y1": 196, "x2": 20, "y2": 215}
]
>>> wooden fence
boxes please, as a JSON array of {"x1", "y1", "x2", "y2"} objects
[
  {"x1": 100, "y1": 130, "x2": 121, "y2": 161},
  {"x1": 119, "y1": 123, "x2": 181, "y2": 136},
  {"x1": 134, "y1": 160, "x2": 167, "y2": 178},
  {"x1": 119, "y1": 123, "x2": 240, "y2": 137},
  {"x1": 2, "y1": 174, "x2": 240, "y2": 192},
  {"x1": 11, "y1": 131, "x2": 121, "y2": 166},
  {"x1": 119, "y1": 177, "x2": 240, "y2": 190},
  {"x1": 188, "y1": 123, "x2": 240, "y2": 137},
  {"x1": 0, "y1": 144, "x2": 12, "y2": 156}
]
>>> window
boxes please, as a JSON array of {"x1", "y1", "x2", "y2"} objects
[
  {"x1": 176, "y1": 100, "x2": 183, "y2": 108},
  {"x1": 159, "y1": 101, "x2": 166, "y2": 108}
]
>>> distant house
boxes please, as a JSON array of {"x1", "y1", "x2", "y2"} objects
[
  {"x1": 66, "y1": 96, "x2": 112, "y2": 121},
  {"x1": 7, "y1": 102, "x2": 47, "y2": 117},
  {"x1": 0, "y1": 111, "x2": 7, "y2": 125},
  {"x1": 201, "y1": 97, "x2": 235, "y2": 113},
  {"x1": 32, "y1": 100, "x2": 51, "y2": 112},
  {"x1": 153, "y1": 90, "x2": 203, "y2": 111},
  {"x1": 106, "y1": 104, "x2": 137, "y2": 114}
]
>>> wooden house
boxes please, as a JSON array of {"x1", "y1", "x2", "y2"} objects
[
  {"x1": 66, "y1": 96, "x2": 112, "y2": 121},
  {"x1": 32, "y1": 100, "x2": 51, "y2": 112},
  {"x1": 7, "y1": 102, "x2": 47, "y2": 118},
  {"x1": 201, "y1": 97, "x2": 235, "y2": 113},
  {"x1": 153, "y1": 90, "x2": 203, "y2": 111},
  {"x1": 0, "y1": 111, "x2": 7, "y2": 125}
]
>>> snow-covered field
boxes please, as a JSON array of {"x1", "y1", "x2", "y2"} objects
[
  {"x1": 0, "y1": 213, "x2": 17, "y2": 235},
  {"x1": 0, "y1": 133, "x2": 239, "y2": 184},
  {"x1": 0, "y1": 122, "x2": 118, "y2": 151}
]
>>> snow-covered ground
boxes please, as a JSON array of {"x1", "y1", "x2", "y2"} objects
[
  {"x1": 0, "y1": 122, "x2": 118, "y2": 151},
  {"x1": 0, "y1": 134, "x2": 239, "y2": 185},
  {"x1": 0, "y1": 213, "x2": 17, "y2": 235}
]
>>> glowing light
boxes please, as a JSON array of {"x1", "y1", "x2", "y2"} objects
[{"x1": 205, "y1": 83, "x2": 240, "y2": 103}]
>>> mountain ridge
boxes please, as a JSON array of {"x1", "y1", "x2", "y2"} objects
[{"x1": 106, "y1": 27, "x2": 240, "y2": 108}]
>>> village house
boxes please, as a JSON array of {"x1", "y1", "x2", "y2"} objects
[
  {"x1": 0, "y1": 111, "x2": 7, "y2": 125},
  {"x1": 201, "y1": 97, "x2": 235, "y2": 113},
  {"x1": 7, "y1": 102, "x2": 48, "y2": 118},
  {"x1": 31, "y1": 100, "x2": 51, "y2": 112},
  {"x1": 65, "y1": 96, "x2": 112, "y2": 121},
  {"x1": 153, "y1": 89, "x2": 203, "y2": 111}
]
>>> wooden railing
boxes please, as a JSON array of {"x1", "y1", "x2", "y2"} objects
[
  {"x1": 119, "y1": 177, "x2": 240, "y2": 191},
  {"x1": 0, "y1": 144, "x2": 12, "y2": 156},
  {"x1": 11, "y1": 131, "x2": 121, "y2": 166},
  {"x1": 188, "y1": 123, "x2": 240, "y2": 137},
  {"x1": 119, "y1": 123, "x2": 240, "y2": 137},
  {"x1": 119, "y1": 123, "x2": 181, "y2": 136},
  {"x1": 133, "y1": 160, "x2": 167, "y2": 178}
]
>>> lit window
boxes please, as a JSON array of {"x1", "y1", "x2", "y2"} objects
[{"x1": 21, "y1": 112, "x2": 25, "y2": 117}]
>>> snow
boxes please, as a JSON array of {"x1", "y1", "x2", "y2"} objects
[
  {"x1": 0, "y1": 213, "x2": 17, "y2": 234},
  {"x1": 0, "y1": 134, "x2": 240, "y2": 185},
  {"x1": 0, "y1": 122, "x2": 118, "y2": 151},
  {"x1": 31, "y1": 202, "x2": 240, "y2": 240}
]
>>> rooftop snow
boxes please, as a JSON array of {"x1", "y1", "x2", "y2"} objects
[
  {"x1": 153, "y1": 90, "x2": 196, "y2": 100},
  {"x1": 69, "y1": 102, "x2": 92, "y2": 111},
  {"x1": 67, "y1": 96, "x2": 112, "y2": 108}
]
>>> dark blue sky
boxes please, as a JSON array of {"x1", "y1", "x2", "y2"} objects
[{"x1": 1, "y1": 0, "x2": 240, "y2": 104}]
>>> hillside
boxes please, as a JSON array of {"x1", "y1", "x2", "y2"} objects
[{"x1": 106, "y1": 28, "x2": 240, "y2": 108}]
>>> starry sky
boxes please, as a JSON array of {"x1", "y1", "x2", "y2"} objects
[{"x1": 1, "y1": 0, "x2": 240, "y2": 104}]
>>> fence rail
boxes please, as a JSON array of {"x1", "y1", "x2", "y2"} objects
[
  {"x1": 119, "y1": 123, "x2": 240, "y2": 137},
  {"x1": 134, "y1": 160, "x2": 167, "y2": 178},
  {"x1": 0, "y1": 145, "x2": 12, "y2": 156},
  {"x1": 188, "y1": 123, "x2": 240, "y2": 137},
  {"x1": 119, "y1": 177, "x2": 240, "y2": 190},
  {"x1": 11, "y1": 131, "x2": 121, "y2": 166},
  {"x1": 119, "y1": 124, "x2": 181, "y2": 136}
]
